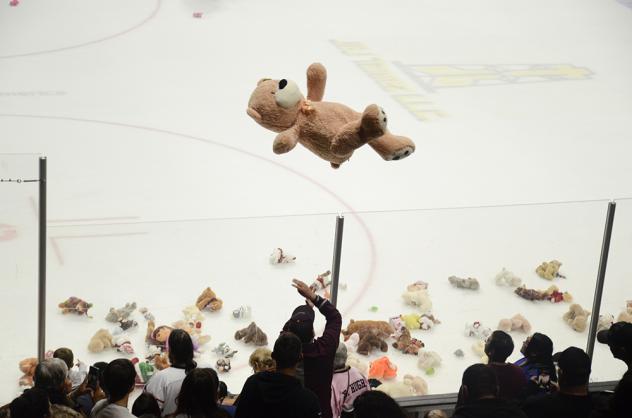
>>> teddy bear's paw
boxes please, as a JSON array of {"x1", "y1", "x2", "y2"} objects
[
  {"x1": 387, "y1": 146, "x2": 414, "y2": 161},
  {"x1": 378, "y1": 107, "x2": 388, "y2": 131},
  {"x1": 361, "y1": 104, "x2": 388, "y2": 137},
  {"x1": 301, "y1": 100, "x2": 315, "y2": 114}
]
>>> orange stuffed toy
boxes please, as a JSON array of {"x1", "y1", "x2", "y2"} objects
[{"x1": 368, "y1": 356, "x2": 398, "y2": 380}]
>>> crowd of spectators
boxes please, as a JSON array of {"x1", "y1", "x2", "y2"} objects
[{"x1": 1, "y1": 280, "x2": 630, "y2": 418}]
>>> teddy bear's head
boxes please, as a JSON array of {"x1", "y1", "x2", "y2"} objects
[{"x1": 247, "y1": 78, "x2": 304, "y2": 133}]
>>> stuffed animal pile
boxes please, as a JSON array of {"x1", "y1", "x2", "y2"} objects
[{"x1": 247, "y1": 63, "x2": 415, "y2": 169}]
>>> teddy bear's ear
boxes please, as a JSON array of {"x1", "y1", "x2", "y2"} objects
[{"x1": 257, "y1": 78, "x2": 271, "y2": 86}]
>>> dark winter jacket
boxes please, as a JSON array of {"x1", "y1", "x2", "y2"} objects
[
  {"x1": 452, "y1": 398, "x2": 527, "y2": 418},
  {"x1": 234, "y1": 371, "x2": 321, "y2": 418}
]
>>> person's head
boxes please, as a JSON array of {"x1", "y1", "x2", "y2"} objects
[
  {"x1": 132, "y1": 392, "x2": 161, "y2": 417},
  {"x1": 34, "y1": 358, "x2": 70, "y2": 397},
  {"x1": 52, "y1": 347, "x2": 74, "y2": 370},
  {"x1": 272, "y1": 332, "x2": 303, "y2": 371},
  {"x1": 174, "y1": 368, "x2": 221, "y2": 416},
  {"x1": 168, "y1": 329, "x2": 196, "y2": 371},
  {"x1": 93, "y1": 361, "x2": 109, "y2": 393},
  {"x1": 521, "y1": 332, "x2": 554, "y2": 364},
  {"x1": 283, "y1": 305, "x2": 315, "y2": 344},
  {"x1": 103, "y1": 359, "x2": 136, "y2": 403},
  {"x1": 458, "y1": 364, "x2": 498, "y2": 404},
  {"x1": 249, "y1": 347, "x2": 276, "y2": 373},
  {"x1": 217, "y1": 380, "x2": 228, "y2": 402},
  {"x1": 9, "y1": 388, "x2": 51, "y2": 418},
  {"x1": 352, "y1": 390, "x2": 406, "y2": 418},
  {"x1": 598, "y1": 321, "x2": 632, "y2": 367},
  {"x1": 554, "y1": 347, "x2": 591, "y2": 390},
  {"x1": 485, "y1": 330, "x2": 514, "y2": 363},
  {"x1": 334, "y1": 342, "x2": 348, "y2": 370}
]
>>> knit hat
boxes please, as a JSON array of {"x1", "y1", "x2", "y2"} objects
[{"x1": 334, "y1": 342, "x2": 348, "y2": 370}]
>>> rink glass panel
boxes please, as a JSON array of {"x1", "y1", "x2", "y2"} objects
[
  {"x1": 0, "y1": 154, "x2": 40, "y2": 404},
  {"x1": 338, "y1": 201, "x2": 610, "y2": 395},
  {"x1": 591, "y1": 198, "x2": 632, "y2": 383},
  {"x1": 44, "y1": 213, "x2": 336, "y2": 395}
]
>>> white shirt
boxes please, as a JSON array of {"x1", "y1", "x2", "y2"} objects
[
  {"x1": 145, "y1": 367, "x2": 187, "y2": 416},
  {"x1": 89, "y1": 399, "x2": 135, "y2": 418}
]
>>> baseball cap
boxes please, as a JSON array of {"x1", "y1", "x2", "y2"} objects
[
  {"x1": 553, "y1": 347, "x2": 591, "y2": 375},
  {"x1": 597, "y1": 322, "x2": 632, "y2": 349},
  {"x1": 283, "y1": 304, "x2": 315, "y2": 343}
]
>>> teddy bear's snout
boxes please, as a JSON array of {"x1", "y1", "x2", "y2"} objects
[{"x1": 279, "y1": 79, "x2": 288, "y2": 89}]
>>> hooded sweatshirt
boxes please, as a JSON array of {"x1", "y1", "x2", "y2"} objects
[
  {"x1": 451, "y1": 398, "x2": 527, "y2": 418},
  {"x1": 234, "y1": 371, "x2": 321, "y2": 418}
]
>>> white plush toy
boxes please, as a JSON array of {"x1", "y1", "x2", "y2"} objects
[
  {"x1": 495, "y1": 268, "x2": 522, "y2": 287},
  {"x1": 375, "y1": 381, "x2": 415, "y2": 398},
  {"x1": 464, "y1": 321, "x2": 492, "y2": 340},
  {"x1": 403, "y1": 374, "x2": 428, "y2": 396},
  {"x1": 597, "y1": 314, "x2": 614, "y2": 332},
  {"x1": 346, "y1": 352, "x2": 368, "y2": 376},
  {"x1": 472, "y1": 340, "x2": 489, "y2": 364},
  {"x1": 269, "y1": 248, "x2": 296, "y2": 264},
  {"x1": 343, "y1": 333, "x2": 360, "y2": 352},
  {"x1": 402, "y1": 289, "x2": 433, "y2": 314},
  {"x1": 417, "y1": 350, "x2": 442, "y2": 375}
]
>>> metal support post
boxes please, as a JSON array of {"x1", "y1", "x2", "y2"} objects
[
  {"x1": 586, "y1": 201, "x2": 616, "y2": 359},
  {"x1": 330, "y1": 215, "x2": 344, "y2": 308},
  {"x1": 38, "y1": 157, "x2": 47, "y2": 362}
]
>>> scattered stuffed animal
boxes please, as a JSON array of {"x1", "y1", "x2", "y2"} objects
[
  {"x1": 454, "y1": 349, "x2": 464, "y2": 358},
  {"x1": 173, "y1": 306, "x2": 211, "y2": 348},
  {"x1": 139, "y1": 307, "x2": 154, "y2": 321},
  {"x1": 235, "y1": 322, "x2": 268, "y2": 346},
  {"x1": 216, "y1": 358, "x2": 231, "y2": 373},
  {"x1": 401, "y1": 289, "x2": 433, "y2": 314},
  {"x1": 247, "y1": 63, "x2": 415, "y2": 169},
  {"x1": 105, "y1": 302, "x2": 137, "y2": 323},
  {"x1": 269, "y1": 248, "x2": 296, "y2": 264},
  {"x1": 389, "y1": 316, "x2": 405, "y2": 338},
  {"x1": 346, "y1": 352, "x2": 368, "y2": 376},
  {"x1": 18, "y1": 358, "x2": 37, "y2": 388},
  {"x1": 368, "y1": 356, "x2": 398, "y2": 380},
  {"x1": 563, "y1": 304, "x2": 591, "y2": 332},
  {"x1": 374, "y1": 380, "x2": 415, "y2": 398},
  {"x1": 310, "y1": 270, "x2": 331, "y2": 293},
  {"x1": 536, "y1": 260, "x2": 566, "y2": 280},
  {"x1": 597, "y1": 314, "x2": 614, "y2": 332},
  {"x1": 464, "y1": 321, "x2": 492, "y2": 340},
  {"x1": 406, "y1": 281, "x2": 429, "y2": 291},
  {"x1": 403, "y1": 374, "x2": 428, "y2": 396},
  {"x1": 153, "y1": 353, "x2": 170, "y2": 370},
  {"x1": 88, "y1": 329, "x2": 114, "y2": 353},
  {"x1": 617, "y1": 301, "x2": 632, "y2": 324},
  {"x1": 342, "y1": 320, "x2": 394, "y2": 339},
  {"x1": 343, "y1": 332, "x2": 360, "y2": 352},
  {"x1": 417, "y1": 351, "x2": 442, "y2": 375},
  {"x1": 392, "y1": 328, "x2": 424, "y2": 355},
  {"x1": 497, "y1": 313, "x2": 532, "y2": 334},
  {"x1": 495, "y1": 268, "x2": 522, "y2": 287},
  {"x1": 426, "y1": 411, "x2": 449, "y2": 418},
  {"x1": 132, "y1": 357, "x2": 155, "y2": 387},
  {"x1": 471, "y1": 340, "x2": 488, "y2": 363},
  {"x1": 213, "y1": 342, "x2": 238, "y2": 358},
  {"x1": 58, "y1": 297, "x2": 93, "y2": 317},
  {"x1": 514, "y1": 285, "x2": 572, "y2": 303},
  {"x1": 233, "y1": 305, "x2": 252, "y2": 320},
  {"x1": 400, "y1": 313, "x2": 441, "y2": 331},
  {"x1": 196, "y1": 287, "x2": 223, "y2": 312},
  {"x1": 145, "y1": 320, "x2": 173, "y2": 351},
  {"x1": 448, "y1": 276, "x2": 480, "y2": 290},
  {"x1": 357, "y1": 329, "x2": 389, "y2": 356},
  {"x1": 114, "y1": 336, "x2": 134, "y2": 354}
]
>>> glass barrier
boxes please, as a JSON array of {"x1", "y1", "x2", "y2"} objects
[
  {"x1": 592, "y1": 198, "x2": 632, "y2": 383},
  {"x1": 338, "y1": 200, "x2": 609, "y2": 395},
  {"x1": 45, "y1": 213, "x2": 337, "y2": 396},
  {"x1": 0, "y1": 154, "x2": 40, "y2": 405}
]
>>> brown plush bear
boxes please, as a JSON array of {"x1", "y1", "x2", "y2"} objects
[
  {"x1": 356, "y1": 329, "x2": 389, "y2": 356},
  {"x1": 88, "y1": 329, "x2": 114, "y2": 353},
  {"x1": 247, "y1": 63, "x2": 415, "y2": 169},
  {"x1": 18, "y1": 358, "x2": 38, "y2": 388},
  {"x1": 342, "y1": 319, "x2": 394, "y2": 339},
  {"x1": 235, "y1": 322, "x2": 268, "y2": 346},
  {"x1": 392, "y1": 328, "x2": 424, "y2": 355},
  {"x1": 196, "y1": 287, "x2": 223, "y2": 312}
]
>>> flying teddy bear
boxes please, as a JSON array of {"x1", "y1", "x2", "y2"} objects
[
  {"x1": 563, "y1": 304, "x2": 591, "y2": 332},
  {"x1": 196, "y1": 287, "x2": 223, "y2": 312},
  {"x1": 235, "y1": 322, "x2": 268, "y2": 346},
  {"x1": 497, "y1": 313, "x2": 532, "y2": 334},
  {"x1": 247, "y1": 63, "x2": 415, "y2": 169},
  {"x1": 18, "y1": 358, "x2": 38, "y2": 388}
]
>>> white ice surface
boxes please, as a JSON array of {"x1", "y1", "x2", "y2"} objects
[{"x1": 1, "y1": 0, "x2": 632, "y2": 405}]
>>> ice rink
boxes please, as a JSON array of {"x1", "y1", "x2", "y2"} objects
[{"x1": 1, "y1": 0, "x2": 632, "y2": 406}]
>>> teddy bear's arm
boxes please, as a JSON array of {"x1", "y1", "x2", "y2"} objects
[
  {"x1": 273, "y1": 127, "x2": 299, "y2": 154},
  {"x1": 306, "y1": 63, "x2": 327, "y2": 102}
]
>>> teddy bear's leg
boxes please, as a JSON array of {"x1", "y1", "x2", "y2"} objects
[
  {"x1": 273, "y1": 127, "x2": 299, "y2": 155},
  {"x1": 306, "y1": 63, "x2": 327, "y2": 102},
  {"x1": 331, "y1": 105, "x2": 387, "y2": 156},
  {"x1": 368, "y1": 134, "x2": 415, "y2": 161}
]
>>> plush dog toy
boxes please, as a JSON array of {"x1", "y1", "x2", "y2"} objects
[
  {"x1": 235, "y1": 322, "x2": 268, "y2": 346},
  {"x1": 342, "y1": 320, "x2": 394, "y2": 339},
  {"x1": 563, "y1": 304, "x2": 591, "y2": 332},
  {"x1": 497, "y1": 313, "x2": 532, "y2": 334},
  {"x1": 247, "y1": 63, "x2": 415, "y2": 169}
]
